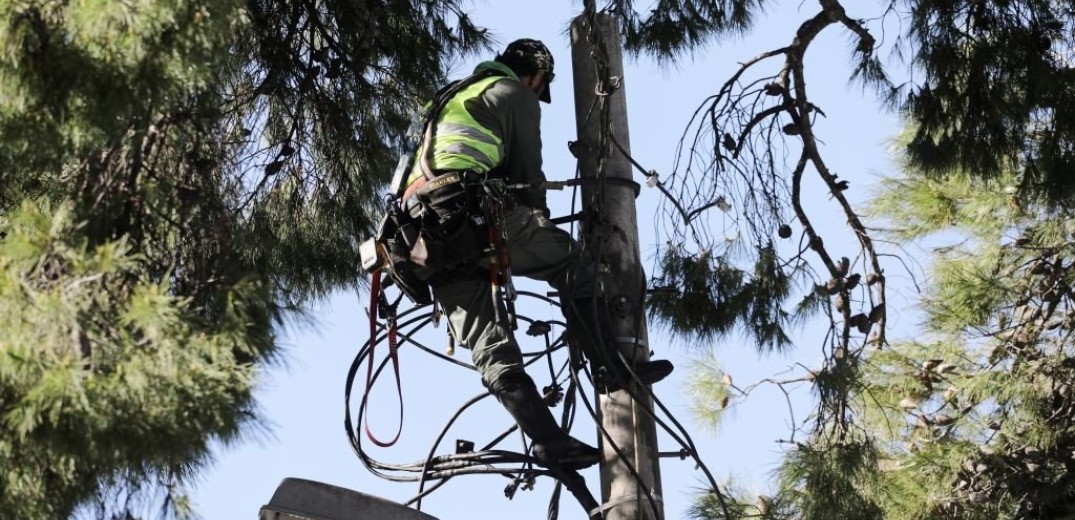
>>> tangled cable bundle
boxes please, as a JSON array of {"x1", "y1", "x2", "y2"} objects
[{"x1": 345, "y1": 289, "x2": 729, "y2": 519}]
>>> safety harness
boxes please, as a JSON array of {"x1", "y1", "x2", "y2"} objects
[
  {"x1": 360, "y1": 70, "x2": 522, "y2": 446},
  {"x1": 402, "y1": 68, "x2": 500, "y2": 205},
  {"x1": 482, "y1": 180, "x2": 518, "y2": 329}
]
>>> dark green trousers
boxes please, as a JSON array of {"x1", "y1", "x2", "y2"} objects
[{"x1": 432, "y1": 206, "x2": 595, "y2": 387}]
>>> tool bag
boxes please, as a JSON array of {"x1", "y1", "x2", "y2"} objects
[
  {"x1": 408, "y1": 170, "x2": 490, "y2": 271},
  {"x1": 362, "y1": 174, "x2": 489, "y2": 305},
  {"x1": 361, "y1": 71, "x2": 501, "y2": 304},
  {"x1": 362, "y1": 201, "x2": 432, "y2": 305}
]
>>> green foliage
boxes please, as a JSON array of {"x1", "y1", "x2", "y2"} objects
[
  {"x1": 609, "y1": 0, "x2": 768, "y2": 60},
  {"x1": 904, "y1": 1, "x2": 1075, "y2": 204},
  {"x1": 614, "y1": 1, "x2": 1075, "y2": 518},
  {"x1": 648, "y1": 242, "x2": 802, "y2": 352},
  {"x1": 613, "y1": 2, "x2": 1075, "y2": 205},
  {"x1": 685, "y1": 354, "x2": 731, "y2": 433},
  {"x1": 856, "y1": 169, "x2": 1075, "y2": 518},
  {"x1": 689, "y1": 480, "x2": 795, "y2": 520},
  {"x1": 682, "y1": 139, "x2": 1075, "y2": 519},
  {"x1": 0, "y1": 201, "x2": 273, "y2": 519},
  {"x1": 0, "y1": 0, "x2": 488, "y2": 517},
  {"x1": 776, "y1": 441, "x2": 883, "y2": 520},
  {"x1": 0, "y1": 0, "x2": 246, "y2": 190},
  {"x1": 232, "y1": 0, "x2": 489, "y2": 299},
  {"x1": 867, "y1": 167, "x2": 1019, "y2": 243}
]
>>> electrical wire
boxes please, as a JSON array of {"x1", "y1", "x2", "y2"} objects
[
  {"x1": 347, "y1": 289, "x2": 731, "y2": 519},
  {"x1": 345, "y1": 293, "x2": 604, "y2": 516},
  {"x1": 569, "y1": 7, "x2": 735, "y2": 517}
]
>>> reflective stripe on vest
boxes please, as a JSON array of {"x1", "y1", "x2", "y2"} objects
[{"x1": 408, "y1": 75, "x2": 507, "y2": 185}]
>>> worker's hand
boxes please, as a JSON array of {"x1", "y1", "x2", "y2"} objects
[{"x1": 483, "y1": 178, "x2": 508, "y2": 198}]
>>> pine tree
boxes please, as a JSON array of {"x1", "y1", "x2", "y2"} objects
[
  {"x1": 903, "y1": 0, "x2": 1075, "y2": 203},
  {"x1": 4, "y1": 0, "x2": 1069, "y2": 517},
  {"x1": 854, "y1": 169, "x2": 1075, "y2": 519},
  {"x1": 612, "y1": 0, "x2": 1075, "y2": 207},
  {"x1": 598, "y1": 1, "x2": 1075, "y2": 518},
  {"x1": 0, "y1": 1, "x2": 485, "y2": 518},
  {"x1": 676, "y1": 153, "x2": 1075, "y2": 519}
]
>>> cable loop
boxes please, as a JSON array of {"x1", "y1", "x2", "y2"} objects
[{"x1": 348, "y1": 290, "x2": 730, "y2": 517}]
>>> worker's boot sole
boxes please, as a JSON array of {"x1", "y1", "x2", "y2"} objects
[{"x1": 596, "y1": 359, "x2": 674, "y2": 394}]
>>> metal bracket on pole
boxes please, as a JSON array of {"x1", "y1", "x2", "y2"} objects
[{"x1": 613, "y1": 336, "x2": 649, "y2": 349}]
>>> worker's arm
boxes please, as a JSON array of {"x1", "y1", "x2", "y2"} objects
[{"x1": 478, "y1": 79, "x2": 548, "y2": 214}]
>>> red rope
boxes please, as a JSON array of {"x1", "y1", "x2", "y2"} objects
[{"x1": 363, "y1": 270, "x2": 404, "y2": 447}]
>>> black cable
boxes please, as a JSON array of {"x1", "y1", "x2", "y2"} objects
[
  {"x1": 350, "y1": 29, "x2": 741, "y2": 508},
  {"x1": 412, "y1": 392, "x2": 496, "y2": 509},
  {"x1": 350, "y1": 289, "x2": 735, "y2": 519},
  {"x1": 347, "y1": 290, "x2": 603, "y2": 512},
  {"x1": 565, "y1": 299, "x2": 662, "y2": 518}
]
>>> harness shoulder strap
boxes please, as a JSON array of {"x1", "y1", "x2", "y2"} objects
[{"x1": 406, "y1": 70, "x2": 504, "y2": 195}]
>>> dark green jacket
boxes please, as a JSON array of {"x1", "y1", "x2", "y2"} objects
[{"x1": 409, "y1": 61, "x2": 548, "y2": 212}]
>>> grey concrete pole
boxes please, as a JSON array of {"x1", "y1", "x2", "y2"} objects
[{"x1": 570, "y1": 13, "x2": 664, "y2": 520}]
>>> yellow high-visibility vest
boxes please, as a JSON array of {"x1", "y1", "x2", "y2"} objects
[{"x1": 407, "y1": 72, "x2": 515, "y2": 185}]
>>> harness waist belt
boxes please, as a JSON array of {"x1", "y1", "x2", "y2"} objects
[{"x1": 401, "y1": 170, "x2": 471, "y2": 205}]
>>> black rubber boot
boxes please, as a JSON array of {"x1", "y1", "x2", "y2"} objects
[
  {"x1": 593, "y1": 359, "x2": 674, "y2": 394},
  {"x1": 564, "y1": 297, "x2": 675, "y2": 393},
  {"x1": 491, "y1": 374, "x2": 599, "y2": 470}
]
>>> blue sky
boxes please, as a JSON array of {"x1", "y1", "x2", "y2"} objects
[{"x1": 191, "y1": 1, "x2": 906, "y2": 519}]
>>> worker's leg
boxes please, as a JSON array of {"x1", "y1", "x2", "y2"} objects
[
  {"x1": 500, "y1": 206, "x2": 592, "y2": 296},
  {"x1": 431, "y1": 272, "x2": 597, "y2": 469},
  {"x1": 431, "y1": 272, "x2": 524, "y2": 386},
  {"x1": 502, "y1": 206, "x2": 672, "y2": 392},
  {"x1": 487, "y1": 372, "x2": 599, "y2": 469}
]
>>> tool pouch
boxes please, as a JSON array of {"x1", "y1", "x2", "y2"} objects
[
  {"x1": 362, "y1": 171, "x2": 491, "y2": 304},
  {"x1": 418, "y1": 171, "x2": 473, "y2": 220},
  {"x1": 365, "y1": 204, "x2": 433, "y2": 305},
  {"x1": 409, "y1": 172, "x2": 490, "y2": 271},
  {"x1": 410, "y1": 213, "x2": 487, "y2": 271}
]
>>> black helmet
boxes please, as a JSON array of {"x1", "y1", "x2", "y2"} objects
[{"x1": 496, "y1": 38, "x2": 555, "y2": 103}]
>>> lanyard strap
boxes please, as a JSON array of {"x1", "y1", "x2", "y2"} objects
[{"x1": 363, "y1": 271, "x2": 404, "y2": 447}]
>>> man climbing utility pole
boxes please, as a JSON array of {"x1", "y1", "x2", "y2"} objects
[{"x1": 570, "y1": 12, "x2": 665, "y2": 520}]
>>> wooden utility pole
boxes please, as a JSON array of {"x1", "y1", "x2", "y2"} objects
[{"x1": 570, "y1": 13, "x2": 664, "y2": 520}]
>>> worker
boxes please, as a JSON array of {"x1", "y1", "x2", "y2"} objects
[{"x1": 402, "y1": 39, "x2": 673, "y2": 469}]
